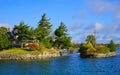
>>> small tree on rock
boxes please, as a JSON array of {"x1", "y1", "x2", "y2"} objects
[{"x1": 86, "y1": 35, "x2": 96, "y2": 47}]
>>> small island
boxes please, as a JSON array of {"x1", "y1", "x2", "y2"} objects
[
  {"x1": 0, "y1": 13, "x2": 73, "y2": 60},
  {"x1": 79, "y1": 35, "x2": 117, "y2": 58}
]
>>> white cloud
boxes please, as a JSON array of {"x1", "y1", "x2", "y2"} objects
[
  {"x1": 70, "y1": 23, "x2": 82, "y2": 31},
  {"x1": 87, "y1": 0, "x2": 118, "y2": 13},
  {"x1": 95, "y1": 23, "x2": 103, "y2": 31},
  {"x1": 73, "y1": 9, "x2": 89, "y2": 19},
  {"x1": 86, "y1": 0, "x2": 120, "y2": 19}
]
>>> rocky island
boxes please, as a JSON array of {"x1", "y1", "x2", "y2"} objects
[{"x1": 79, "y1": 35, "x2": 117, "y2": 58}]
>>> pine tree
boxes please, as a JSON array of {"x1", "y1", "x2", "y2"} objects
[
  {"x1": 35, "y1": 13, "x2": 52, "y2": 48},
  {"x1": 13, "y1": 21, "x2": 29, "y2": 41},
  {"x1": 35, "y1": 13, "x2": 52, "y2": 40},
  {"x1": 108, "y1": 40, "x2": 116, "y2": 52},
  {"x1": 0, "y1": 32, "x2": 10, "y2": 50},
  {"x1": 55, "y1": 22, "x2": 67, "y2": 37},
  {"x1": 54, "y1": 22, "x2": 71, "y2": 49}
]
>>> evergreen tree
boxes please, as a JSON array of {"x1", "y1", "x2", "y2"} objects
[
  {"x1": 13, "y1": 21, "x2": 30, "y2": 41},
  {"x1": 13, "y1": 21, "x2": 30, "y2": 47},
  {"x1": 35, "y1": 13, "x2": 52, "y2": 41},
  {"x1": 0, "y1": 32, "x2": 10, "y2": 49},
  {"x1": 0, "y1": 26, "x2": 11, "y2": 39},
  {"x1": 28, "y1": 27, "x2": 36, "y2": 40},
  {"x1": 108, "y1": 40, "x2": 116, "y2": 52},
  {"x1": 55, "y1": 22, "x2": 67, "y2": 37},
  {"x1": 42, "y1": 36, "x2": 53, "y2": 48},
  {"x1": 34, "y1": 13, "x2": 52, "y2": 48},
  {"x1": 54, "y1": 22, "x2": 71, "y2": 49},
  {"x1": 0, "y1": 27, "x2": 10, "y2": 50}
]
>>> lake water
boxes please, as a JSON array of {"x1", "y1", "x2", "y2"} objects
[{"x1": 0, "y1": 48, "x2": 120, "y2": 75}]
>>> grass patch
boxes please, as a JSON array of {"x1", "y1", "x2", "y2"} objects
[{"x1": 0, "y1": 48, "x2": 42, "y2": 55}]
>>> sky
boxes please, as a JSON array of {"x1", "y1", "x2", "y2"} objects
[{"x1": 0, "y1": 0, "x2": 120, "y2": 44}]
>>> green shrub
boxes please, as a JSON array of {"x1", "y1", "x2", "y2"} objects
[
  {"x1": 79, "y1": 43, "x2": 88, "y2": 53},
  {"x1": 0, "y1": 33, "x2": 10, "y2": 50},
  {"x1": 96, "y1": 45, "x2": 110, "y2": 53},
  {"x1": 85, "y1": 42, "x2": 96, "y2": 54},
  {"x1": 42, "y1": 41, "x2": 52, "y2": 49},
  {"x1": 107, "y1": 40, "x2": 116, "y2": 52},
  {"x1": 79, "y1": 42, "x2": 96, "y2": 54}
]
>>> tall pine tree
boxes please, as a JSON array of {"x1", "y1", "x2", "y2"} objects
[
  {"x1": 54, "y1": 22, "x2": 71, "y2": 49},
  {"x1": 35, "y1": 13, "x2": 52, "y2": 41},
  {"x1": 35, "y1": 13, "x2": 53, "y2": 48}
]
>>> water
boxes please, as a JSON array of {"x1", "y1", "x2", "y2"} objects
[{"x1": 0, "y1": 49, "x2": 120, "y2": 75}]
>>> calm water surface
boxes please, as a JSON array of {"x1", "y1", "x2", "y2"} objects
[{"x1": 0, "y1": 48, "x2": 120, "y2": 75}]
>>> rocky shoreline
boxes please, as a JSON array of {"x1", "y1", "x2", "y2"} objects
[
  {"x1": 80, "y1": 52, "x2": 116, "y2": 58},
  {"x1": 0, "y1": 51, "x2": 60, "y2": 60}
]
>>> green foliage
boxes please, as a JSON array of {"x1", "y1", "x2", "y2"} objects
[
  {"x1": 108, "y1": 40, "x2": 117, "y2": 52},
  {"x1": 63, "y1": 36, "x2": 71, "y2": 49},
  {"x1": 27, "y1": 27, "x2": 36, "y2": 39},
  {"x1": 54, "y1": 22, "x2": 71, "y2": 49},
  {"x1": 0, "y1": 26, "x2": 10, "y2": 34},
  {"x1": 13, "y1": 21, "x2": 30, "y2": 41},
  {"x1": 35, "y1": 13, "x2": 52, "y2": 40},
  {"x1": 79, "y1": 42, "x2": 96, "y2": 54},
  {"x1": 86, "y1": 42, "x2": 96, "y2": 54},
  {"x1": 41, "y1": 37, "x2": 53, "y2": 49},
  {"x1": 79, "y1": 42, "x2": 115, "y2": 55},
  {"x1": 96, "y1": 45, "x2": 110, "y2": 53},
  {"x1": 1, "y1": 13, "x2": 73, "y2": 51},
  {"x1": 55, "y1": 36, "x2": 71, "y2": 49},
  {"x1": 0, "y1": 33, "x2": 10, "y2": 50},
  {"x1": 34, "y1": 13, "x2": 52, "y2": 49},
  {"x1": 55, "y1": 22, "x2": 67, "y2": 37},
  {"x1": 86, "y1": 35, "x2": 96, "y2": 47},
  {"x1": 39, "y1": 42, "x2": 45, "y2": 51},
  {"x1": 79, "y1": 35, "x2": 117, "y2": 55},
  {"x1": 79, "y1": 43, "x2": 88, "y2": 53},
  {"x1": 0, "y1": 26, "x2": 10, "y2": 50}
]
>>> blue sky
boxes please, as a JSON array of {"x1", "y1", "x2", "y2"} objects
[{"x1": 0, "y1": 0, "x2": 120, "y2": 43}]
